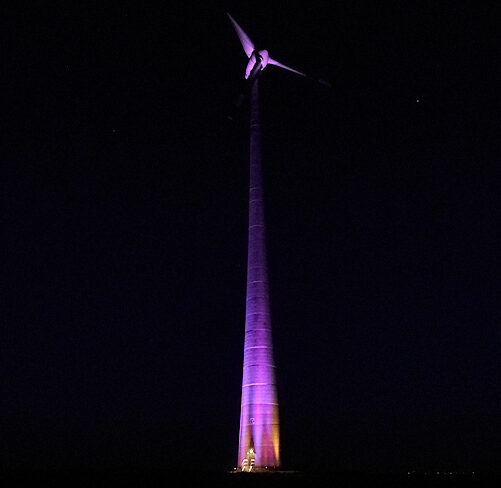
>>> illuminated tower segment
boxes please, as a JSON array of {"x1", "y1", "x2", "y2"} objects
[
  {"x1": 228, "y1": 12, "x2": 329, "y2": 471},
  {"x1": 238, "y1": 76, "x2": 280, "y2": 470}
]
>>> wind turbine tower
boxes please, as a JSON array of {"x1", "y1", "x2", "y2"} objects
[{"x1": 227, "y1": 13, "x2": 328, "y2": 472}]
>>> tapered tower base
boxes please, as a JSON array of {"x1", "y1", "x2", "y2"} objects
[{"x1": 237, "y1": 75, "x2": 280, "y2": 470}]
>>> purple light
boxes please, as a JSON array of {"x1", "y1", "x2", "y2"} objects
[{"x1": 237, "y1": 78, "x2": 280, "y2": 470}]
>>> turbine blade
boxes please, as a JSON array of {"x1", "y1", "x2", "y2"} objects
[
  {"x1": 268, "y1": 58, "x2": 306, "y2": 78},
  {"x1": 318, "y1": 78, "x2": 332, "y2": 87},
  {"x1": 270, "y1": 58, "x2": 331, "y2": 88},
  {"x1": 227, "y1": 13, "x2": 255, "y2": 58}
]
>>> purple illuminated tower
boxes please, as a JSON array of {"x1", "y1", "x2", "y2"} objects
[
  {"x1": 228, "y1": 13, "x2": 329, "y2": 471},
  {"x1": 237, "y1": 75, "x2": 280, "y2": 471}
]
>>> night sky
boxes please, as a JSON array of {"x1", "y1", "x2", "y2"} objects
[{"x1": 3, "y1": 2, "x2": 501, "y2": 474}]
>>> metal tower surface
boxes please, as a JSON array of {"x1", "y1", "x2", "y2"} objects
[{"x1": 237, "y1": 75, "x2": 280, "y2": 471}]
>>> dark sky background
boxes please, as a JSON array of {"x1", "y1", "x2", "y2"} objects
[{"x1": 2, "y1": 1, "x2": 501, "y2": 474}]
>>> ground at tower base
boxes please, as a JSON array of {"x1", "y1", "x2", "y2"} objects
[{"x1": 2, "y1": 469, "x2": 497, "y2": 488}]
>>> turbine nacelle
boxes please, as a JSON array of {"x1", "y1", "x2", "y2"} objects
[{"x1": 245, "y1": 50, "x2": 269, "y2": 79}]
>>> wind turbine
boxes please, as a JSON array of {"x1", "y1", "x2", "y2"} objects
[
  {"x1": 227, "y1": 13, "x2": 310, "y2": 81},
  {"x1": 228, "y1": 13, "x2": 328, "y2": 471}
]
